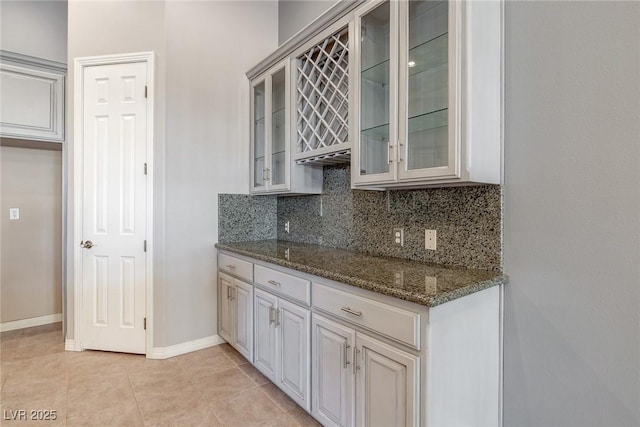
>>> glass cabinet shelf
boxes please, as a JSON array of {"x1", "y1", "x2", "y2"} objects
[
  {"x1": 361, "y1": 59, "x2": 390, "y2": 85},
  {"x1": 361, "y1": 123, "x2": 390, "y2": 140},
  {"x1": 408, "y1": 34, "x2": 447, "y2": 77},
  {"x1": 408, "y1": 108, "x2": 447, "y2": 134}
]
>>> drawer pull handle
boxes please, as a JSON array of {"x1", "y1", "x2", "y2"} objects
[
  {"x1": 344, "y1": 343, "x2": 351, "y2": 368},
  {"x1": 341, "y1": 306, "x2": 362, "y2": 317},
  {"x1": 267, "y1": 280, "x2": 281, "y2": 287},
  {"x1": 226, "y1": 264, "x2": 236, "y2": 270}
]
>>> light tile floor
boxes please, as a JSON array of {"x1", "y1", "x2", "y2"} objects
[{"x1": 0, "y1": 323, "x2": 321, "y2": 426}]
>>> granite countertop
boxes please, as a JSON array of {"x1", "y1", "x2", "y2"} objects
[{"x1": 215, "y1": 240, "x2": 507, "y2": 307}]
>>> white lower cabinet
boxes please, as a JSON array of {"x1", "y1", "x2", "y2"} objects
[
  {"x1": 218, "y1": 272, "x2": 253, "y2": 362},
  {"x1": 254, "y1": 288, "x2": 311, "y2": 411},
  {"x1": 355, "y1": 333, "x2": 419, "y2": 427},
  {"x1": 254, "y1": 289, "x2": 278, "y2": 380},
  {"x1": 218, "y1": 251, "x2": 502, "y2": 426},
  {"x1": 218, "y1": 273, "x2": 234, "y2": 343},
  {"x1": 312, "y1": 314, "x2": 419, "y2": 427},
  {"x1": 312, "y1": 315, "x2": 355, "y2": 427}
]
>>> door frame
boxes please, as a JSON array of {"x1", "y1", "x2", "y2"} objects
[{"x1": 72, "y1": 51, "x2": 155, "y2": 354}]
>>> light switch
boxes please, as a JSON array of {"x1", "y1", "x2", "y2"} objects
[
  {"x1": 425, "y1": 229, "x2": 437, "y2": 250},
  {"x1": 9, "y1": 208, "x2": 19, "y2": 220}
]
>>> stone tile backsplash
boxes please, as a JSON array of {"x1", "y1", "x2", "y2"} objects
[
  {"x1": 218, "y1": 194, "x2": 277, "y2": 242},
  {"x1": 219, "y1": 164, "x2": 502, "y2": 272}
]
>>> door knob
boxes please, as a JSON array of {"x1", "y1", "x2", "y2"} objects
[{"x1": 81, "y1": 240, "x2": 94, "y2": 249}]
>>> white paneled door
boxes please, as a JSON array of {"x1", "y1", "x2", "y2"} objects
[{"x1": 81, "y1": 61, "x2": 148, "y2": 354}]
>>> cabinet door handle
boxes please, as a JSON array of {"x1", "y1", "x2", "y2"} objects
[
  {"x1": 227, "y1": 287, "x2": 232, "y2": 300},
  {"x1": 275, "y1": 308, "x2": 281, "y2": 327},
  {"x1": 267, "y1": 280, "x2": 281, "y2": 287},
  {"x1": 398, "y1": 140, "x2": 405, "y2": 162},
  {"x1": 265, "y1": 168, "x2": 270, "y2": 181},
  {"x1": 225, "y1": 264, "x2": 236, "y2": 270},
  {"x1": 341, "y1": 306, "x2": 362, "y2": 317},
  {"x1": 262, "y1": 168, "x2": 267, "y2": 181},
  {"x1": 388, "y1": 142, "x2": 394, "y2": 164},
  {"x1": 344, "y1": 343, "x2": 351, "y2": 368},
  {"x1": 353, "y1": 347, "x2": 361, "y2": 374},
  {"x1": 229, "y1": 287, "x2": 236, "y2": 300},
  {"x1": 269, "y1": 306, "x2": 275, "y2": 324}
]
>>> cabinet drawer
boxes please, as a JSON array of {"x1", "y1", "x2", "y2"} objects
[
  {"x1": 218, "y1": 253, "x2": 253, "y2": 282},
  {"x1": 313, "y1": 284, "x2": 420, "y2": 349},
  {"x1": 254, "y1": 265, "x2": 311, "y2": 305}
]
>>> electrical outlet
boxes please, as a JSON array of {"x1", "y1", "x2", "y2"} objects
[
  {"x1": 9, "y1": 208, "x2": 19, "y2": 220},
  {"x1": 425, "y1": 229, "x2": 437, "y2": 250},
  {"x1": 285, "y1": 221, "x2": 290, "y2": 233},
  {"x1": 425, "y1": 275, "x2": 437, "y2": 292},
  {"x1": 393, "y1": 227, "x2": 404, "y2": 246},
  {"x1": 394, "y1": 271, "x2": 404, "y2": 286}
]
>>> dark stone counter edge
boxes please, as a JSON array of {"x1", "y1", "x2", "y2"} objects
[{"x1": 215, "y1": 243, "x2": 508, "y2": 308}]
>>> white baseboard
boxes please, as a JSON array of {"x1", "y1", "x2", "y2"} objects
[
  {"x1": 0, "y1": 313, "x2": 62, "y2": 332},
  {"x1": 146, "y1": 334, "x2": 226, "y2": 359},
  {"x1": 64, "y1": 339, "x2": 81, "y2": 352}
]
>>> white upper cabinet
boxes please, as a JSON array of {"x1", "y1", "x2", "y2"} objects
[
  {"x1": 0, "y1": 51, "x2": 66, "y2": 143},
  {"x1": 250, "y1": 60, "x2": 322, "y2": 195},
  {"x1": 352, "y1": 0, "x2": 502, "y2": 188}
]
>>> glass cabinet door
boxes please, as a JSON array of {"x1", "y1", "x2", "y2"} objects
[
  {"x1": 399, "y1": 0, "x2": 453, "y2": 179},
  {"x1": 356, "y1": 0, "x2": 397, "y2": 183},
  {"x1": 252, "y1": 81, "x2": 266, "y2": 191},
  {"x1": 270, "y1": 68, "x2": 287, "y2": 187}
]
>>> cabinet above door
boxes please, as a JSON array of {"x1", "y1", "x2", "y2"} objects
[{"x1": 0, "y1": 50, "x2": 66, "y2": 143}]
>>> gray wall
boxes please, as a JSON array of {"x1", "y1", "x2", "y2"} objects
[
  {"x1": 503, "y1": 1, "x2": 640, "y2": 425},
  {"x1": 281, "y1": 0, "x2": 640, "y2": 424},
  {"x1": 67, "y1": 1, "x2": 278, "y2": 347},
  {"x1": 0, "y1": 147, "x2": 62, "y2": 323},
  {"x1": 0, "y1": 0, "x2": 67, "y2": 62},
  {"x1": 0, "y1": 0, "x2": 66, "y2": 324},
  {"x1": 278, "y1": 0, "x2": 338, "y2": 44},
  {"x1": 162, "y1": 1, "x2": 278, "y2": 346}
]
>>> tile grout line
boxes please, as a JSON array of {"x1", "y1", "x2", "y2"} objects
[{"x1": 125, "y1": 364, "x2": 147, "y2": 426}]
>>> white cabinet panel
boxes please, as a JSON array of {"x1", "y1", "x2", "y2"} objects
[
  {"x1": 218, "y1": 273, "x2": 233, "y2": 343},
  {"x1": 0, "y1": 51, "x2": 65, "y2": 142},
  {"x1": 255, "y1": 264, "x2": 311, "y2": 305},
  {"x1": 218, "y1": 253, "x2": 253, "y2": 282},
  {"x1": 253, "y1": 288, "x2": 311, "y2": 412},
  {"x1": 254, "y1": 288, "x2": 278, "y2": 382},
  {"x1": 279, "y1": 299, "x2": 310, "y2": 410},
  {"x1": 313, "y1": 283, "x2": 421, "y2": 350},
  {"x1": 312, "y1": 314, "x2": 355, "y2": 427},
  {"x1": 355, "y1": 333, "x2": 419, "y2": 427},
  {"x1": 233, "y1": 279, "x2": 254, "y2": 362},
  {"x1": 218, "y1": 271, "x2": 254, "y2": 364}
]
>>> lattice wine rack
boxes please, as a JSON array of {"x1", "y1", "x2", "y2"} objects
[{"x1": 295, "y1": 26, "x2": 350, "y2": 166}]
